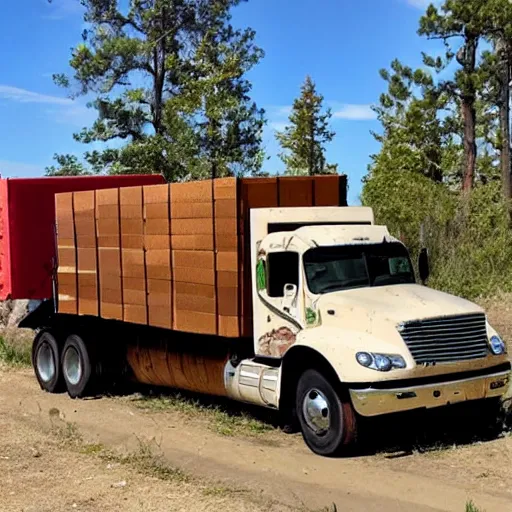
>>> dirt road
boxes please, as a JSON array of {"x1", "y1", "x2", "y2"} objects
[{"x1": 0, "y1": 369, "x2": 511, "y2": 512}]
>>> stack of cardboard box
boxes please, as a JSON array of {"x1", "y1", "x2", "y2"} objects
[
  {"x1": 74, "y1": 191, "x2": 98, "y2": 317},
  {"x1": 56, "y1": 192, "x2": 77, "y2": 314},
  {"x1": 55, "y1": 175, "x2": 348, "y2": 338},
  {"x1": 143, "y1": 185, "x2": 172, "y2": 329},
  {"x1": 96, "y1": 188, "x2": 122, "y2": 321}
]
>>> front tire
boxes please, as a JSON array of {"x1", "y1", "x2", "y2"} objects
[
  {"x1": 62, "y1": 334, "x2": 94, "y2": 398},
  {"x1": 296, "y1": 369, "x2": 358, "y2": 456},
  {"x1": 32, "y1": 330, "x2": 64, "y2": 393}
]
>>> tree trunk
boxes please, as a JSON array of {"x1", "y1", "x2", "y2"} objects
[
  {"x1": 309, "y1": 116, "x2": 315, "y2": 176},
  {"x1": 498, "y1": 38, "x2": 511, "y2": 202},
  {"x1": 459, "y1": 35, "x2": 478, "y2": 193}
]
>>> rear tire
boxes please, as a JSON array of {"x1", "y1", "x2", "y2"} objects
[
  {"x1": 62, "y1": 334, "x2": 94, "y2": 398},
  {"x1": 32, "y1": 331, "x2": 64, "y2": 393},
  {"x1": 296, "y1": 369, "x2": 358, "y2": 456}
]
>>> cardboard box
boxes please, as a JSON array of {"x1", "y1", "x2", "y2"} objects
[
  {"x1": 217, "y1": 286, "x2": 238, "y2": 316},
  {"x1": 213, "y1": 178, "x2": 237, "y2": 200},
  {"x1": 100, "y1": 303, "x2": 123, "y2": 321},
  {"x1": 58, "y1": 247, "x2": 76, "y2": 271},
  {"x1": 96, "y1": 204, "x2": 118, "y2": 219},
  {"x1": 124, "y1": 288, "x2": 146, "y2": 306},
  {"x1": 171, "y1": 202, "x2": 213, "y2": 219},
  {"x1": 78, "y1": 273, "x2": 97, "y2": 288},
  {"x1": 76, "y1": 235, "x2": 97, "y2": 249},
  {"x1": 97, "y1": 218, "x2": 119, "y2": 236},
  {"x1": 219, "y1": 315, "x2": 239, "y2": 337},
  {"x1": 214, "y1": 199, "x2": 237, "y2": 218},
  {"x1": 100, "y1": 287, "x2": 122, "y2": 303},
  {"x1": 217, "y1": 271, "x2": 238, "y2": 287},
  {"x1": 145, "y1": 235, "x2": 170, "y2": 250},
  {"x1": 97, "y1": 235, "x2": 120, "y2": 248},
  {"x1": 174, "y1": 282, "x2": 215, "y2": 298},
  {"x1": 174, "y1": 310, "x2": 216, "y2": 335},
  {"x1": 171, "y1": 234, "x2": 214, "y2": 250},
  {"x1": 171, "y1": 180, "x2": 212, "y2": 203},
  {"x1": 99, "y1": 273, "x2": 121, "y2": 290},
  {"x1": 215, "y1": 235, "x2": 238, "y2": 250},
  {"x1": 123, "y1": 277, "x2": 146, "y2": 291},
  {"x1": 74, "y1": 218, "x2": 96, "y2": 239},
  {"x1": 171, "y1": 219, "x2": 214, "y2": 236},
  {"x1": 144, "y1": 203, "x2": 169, "y2": 219},
  {"x1": 173, "y1": 267, "x2": 215, "y2": 285},
  {"x1": 77, "y1": 248, "x2": 97, "y2": 272},
  {"x1": 216, "y1": 251, "x2": 238, "y2": 272},
  {"x1": 174, "y1": 292, "x2": 215, "y2": 314},
  {"x1": 78, "y1": 298, "x2": 98, "y2": 317},
  {"x1": 172, "y1": 250, "x2": 214, "y2": 269},
  {"x1": 73, "y1": 190, "x2": 95, "y2": 213},
  {"x1": 146, "y1": 249, "x2": 171, "y2": 280},
  {"x1": 314, "y1": 175, "x2": 340, "y2": 206},
  {"x1": 149, "y1": 306, "x2": 172, "y2": 329},
  {"x1": 143, "y1": 184, "x2": 169, "y2": 204},
  {"x1": 58, "y1": 299, "x2": 77, "y2": 315},
  {"x1": 120, "y1": 186, "x2": 142, "y2": 206},
  {"x1": 120, "y1": 218, "x2": 144, "y2": 235},
  {"x1": 145, "y1": 218, "x2": 170, "y2": 235},
  {"x1": 96, "y1": 188, "x2": 118, "y2": 206},
  {"x1": 124, "y1": 304, "x2": 147, "y2": 325},
  {"x1": 99, "y1": 248, "x2": 121, "y2": 276},
  {"x1": 278, "y1": 177, "x2": 313, "y2": 207},
  {"x1": 56, "y1": 220, "x2": 75, "y2": 239},
  {"x1": 121, "y1": 234, "x2": 144, "y2": 249},
  {"x1": 215, "y1": 218, "x2": 238, "y2": 236}
]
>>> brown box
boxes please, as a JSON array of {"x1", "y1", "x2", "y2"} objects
[
  {"x1": 145, "y1": 203, "x2": 169, "y2": 219},
  {"x1": 146, "y1": 250, "x2": 171, "y2": 280},
  {"x1": 99, "y1": 248, "x2": 121, "y2": 275},
  {"x1": 148, "y1": 289, "x2": 171, "y2": 307},
  {"x1": 120, "y1": 218, "x2": 143, "y2": 235},
  {"x1": 213, "y1": 178, "x2": 237, "y2": 200},
  {"x1": 278, "y1": 177, "x2": 313, "y2": 207},
  {"x1": 55, "y1": 192, "x2": 73, "y2": 216},
  {"x1": 172, "y1": 250, "x2": 214, "y2": 269},
  {"x1": 217, "y1": 286, "x2": 238, "y2": 316},
  {"x1": 76, "y1": 236, "x2": 97, "y2": 249},
  {"x1": 99, "y1": 273, "x2": 122, "y2": 290},
  {"x1": 216, "y1": 251, "x2": 238, "y2": 271},
  {"x1": 219, "y1": 315, "x2": 239, "y2": 337},
  {"x1": 148, "y1": 279, "x2": 172, "y2": 295},
  {"x1": 143, "y1": 184, "x2": 169, "y2": 204},
  {"x1": 59, "y1": 299, "x2": 77, "y2": 315},
  {"x1": 96, "y1": 188, "x2": 118, "y2": 206},
  {"x1": 215, "y1": 235, "x2": 238, "y2": 250},
  {"x1": 215, "y1": 218, "x2": 238, "y2": 236},
  {"x1": 120, "y1": 186, "x2": 142, "y2": 206},
  {"x1": 174, "y1": 292, "x2": 215, "y2": 314},
  {"x1": 241, "y1": 177, "x2": 278, "y2": 211},
  {"x1": 214, "y1": 199, "x2": 237, "y2": 218},
  {"x1": 78, "y1": 274, "x2": 97, "y2": 288},
  {"x1": 217, "y1": 271, "x2": 238, "y2": 288},
  {"x1": 314, "y1": 175, "x2": 340, "y2": 206},
  {"x1": 174, "y1": 310, "x2": 216, "y2": 335},
  {"x1": 171, "y1": 234, "x2": 214, "y2": 250},
  {"x1": 173, "y1": 267, "x2": 215, "y2": 285},
  {"x1": 123, "y1": 277, "x2": 146, "y2": 291},
  {"x1": 96, "y1": 204, "x2": 118, "y2": 219},
  {"x1": 77, "y1": 248, "x2": 97, "y2": 272},
  {"x1": 171, "y1": 219, "x2": 214, "y2": 236},
  {"x1": 74, "y1": 218, "x2": 96, "y2": 239},
  {"x1": 97, "y1": 235, "x2": 120, "y2": 248},
  {"x1": 122, "y1": 249, "x2": 144, "y2": 267},
  {"x1": 124, "y1": 304, "x2": 147, "y2": 325},
  {"x1": 120, "y1": 204, "x2": 143, "y2": 220},
  {"x1": 97, "y1": 218, "x2": 119, "y2": 236},
  {"x1": 100, "y1": 287, "x2": 122, "y2": 304},
  {"x1": 174, "y1": 282, "x2": 215, "y2": 298},
  {"x1": 145, "y1": 235, "x2": 170, "y2": 250},
  {"x1": 145, "y1": 218, "x2": 170, "y2": 235},
  {"x1": 121, "y1": 234, "x2": 144, "y2": 249},
  {"x1": 57, "y1": 220, "x2": 75, "y2": 239},
  {"x1": 124, "y1": 288, "x2": 146, "y2": 306},
  {"x1": 74, "y1": 190, "x2": 95, "y2": 212},
  {"x1": 171, "y1": 180, "x2": 212, "y2": 203},
  {"x1": 149, "y1": 306, "x2": 172, "y2": 329},
  {"x1": 58, "y1": 247, "x2": 76, "y2": 270},
  {"x1": 171, "y1": 202, "x2": 213, "y2": 219},
  {"x1": 101, "y1": 303, "x2": 123, "y2": 321},
  {"x1": 79, "y1": 298, "x2": 98, "y2": 317}
]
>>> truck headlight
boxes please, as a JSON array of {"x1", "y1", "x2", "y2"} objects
[
  {"x1": 489, "y1": 335, "x2": 506, "y2": 355},
  {"x1": 356, "y1": 352, "x2": 406, "y2": 372}
]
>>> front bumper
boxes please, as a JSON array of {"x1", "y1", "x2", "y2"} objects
[{"x1": 349, "y1": 366, "x2": 511, "y2": 417}]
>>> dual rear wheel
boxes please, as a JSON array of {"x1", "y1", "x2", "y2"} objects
[{"x1": 33, "y1": 331, "x2": 94, "y2": 398}]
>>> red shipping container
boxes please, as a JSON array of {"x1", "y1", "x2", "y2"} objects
[{"x1": 0, "y1": 175, "x2": 165, "y2": 301}]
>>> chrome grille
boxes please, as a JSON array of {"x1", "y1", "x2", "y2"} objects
[{"x1": 399, "y1": 313, "x2": 489, "y2": 364}]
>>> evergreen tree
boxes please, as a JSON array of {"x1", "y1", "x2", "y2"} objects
[
  {"x1": 276, "y1": 76, "x2": 337, "y2": 176},
  {"x1": 51, "y1": 0, "x2": 264, "y2": 180}
]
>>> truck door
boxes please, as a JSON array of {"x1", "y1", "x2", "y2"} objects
[{"x1": 252, "y1": 233, "x2": 305, "y2": 358}]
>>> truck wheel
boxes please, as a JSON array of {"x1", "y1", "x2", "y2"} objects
[
  {"x1": 62, "y1": 334, "x2": 93, "y2": 398},
  {"x1": 32, "y1": 331, "x2": 64, "y2": 393},
  {"x1": 296, "y1": 369, "x2": 358, "y2": 456}
]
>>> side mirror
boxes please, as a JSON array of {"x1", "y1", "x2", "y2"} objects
[{"x1": 418, "y1": 248, "x2": 430, "y2": 285}]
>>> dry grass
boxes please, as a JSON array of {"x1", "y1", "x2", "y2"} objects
[{"x1": 0, "y1": 328, "x2": 32, "y2": 367}]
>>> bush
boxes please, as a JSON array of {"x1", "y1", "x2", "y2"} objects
[
  {"x1": 0, "y1": 331, "x2": 32, "y2": 367},
  {"x1": 363, "y1": 171, "x2": 512, "y2": 300}
]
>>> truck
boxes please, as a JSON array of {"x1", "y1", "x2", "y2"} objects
[{"x1": 14, "y1": 175, "x2": 511, "y2": 456}]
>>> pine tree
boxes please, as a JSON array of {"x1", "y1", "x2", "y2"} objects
[
  {"x1": 276, "y1": 76, "x2": 336, "y2": 176},
  {"x1": 51, "y1": 0, "x2": 265, "y2": 180}
]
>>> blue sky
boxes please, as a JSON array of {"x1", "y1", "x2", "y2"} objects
[{"x1": 0, "y1": 0, "x2": 438, "y2": 204}]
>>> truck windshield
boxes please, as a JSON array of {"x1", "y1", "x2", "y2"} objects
[{"x1": 304, "y1": 243, "x2": 415, "y2": 295}]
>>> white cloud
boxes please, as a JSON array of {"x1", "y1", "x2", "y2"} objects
[
  {"x1": 0, "y1": 160, "x2": 42, "y2": 178},
  {"x1": 0, "y1": 84, "x2": 94, "y2": 127},
  {"x1": 0, "y1": 85, "x2": 72, "y2": 105},
  {"x1": 332, "y1": 104, "x2": 376, "y2": 121}
]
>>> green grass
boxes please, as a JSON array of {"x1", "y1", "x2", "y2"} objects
[
  {"x1": 466, "y1": 500, "x2": 485, "y2": 512},
  {"x1": 0, "y1": 334, "x2": 31, "y2": 367},
  {"x1": 132, "y1": 393, "x2": 274, "y2": 438}
]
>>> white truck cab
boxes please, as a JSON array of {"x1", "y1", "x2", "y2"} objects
[{"x1": 224, "y1": 207, "x2": 511, "y2": 455}]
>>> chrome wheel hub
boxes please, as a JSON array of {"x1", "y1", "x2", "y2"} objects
[
  {"x1": 36, "y1": 342, "x2": 55, "y2": 383},
  {"x1": 63, "y1": 347, "x2": 82, "y2": 386},
  {"x1": 303, "y1": 388, "x2": 331, "y2": 435}
]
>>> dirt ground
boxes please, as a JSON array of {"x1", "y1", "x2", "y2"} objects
[{"x1": 0, "y1": 370, "x2": 511, "y2": 512}]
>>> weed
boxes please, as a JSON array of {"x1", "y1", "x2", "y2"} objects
[
  {"x1": 0, "y1": 334, "x2": 31, "y2": 367},
  {"x1": 202, "y1": 485, "x2": 249, "y2": 497},
  {"x1": 132, "y1": 393, "x2": 273, "y2": 438},
  {"x1": 79, "y1": 443, "x2": 105, "y2": 455},
  {"x1": 53, "y1": 421, "x2": 83, "y2": 447},
  {"x1": 466, "y1": 500, "x2": 485, "y2": 512}
]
